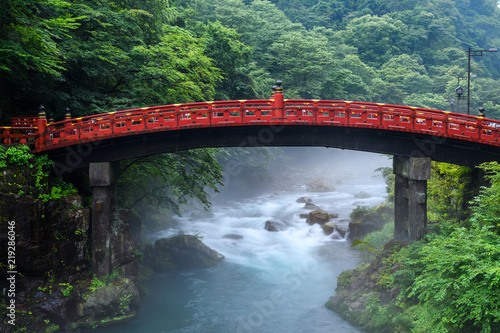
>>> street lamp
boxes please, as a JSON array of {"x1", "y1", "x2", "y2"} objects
[
  {"x1": 456, "y1": 86, "x2": 463, "y2": 113},
  {"x1": 449, "y1": 99, "x2": 455, "y2": 112},
  {"x1": 467, "y1": 47, "x2": 497, "y2": 115}
]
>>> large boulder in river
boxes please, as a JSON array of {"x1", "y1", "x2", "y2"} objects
[
  {"x1": 348, "y1": 212, "x2": 385, "y2": 240},
  {"x1": 306, "y1": 208, "x2": 330, "y2": 225},
  {"x1": 143, "y1": 235, "x2": 224, "y2": 272}
]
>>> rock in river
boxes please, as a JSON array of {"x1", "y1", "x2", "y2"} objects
[
  {"x1": 143, "y1": 235, "x2": 224, "y2": 272},
  {"x1": 265, "y1": 220, "x2": 288, "y2": 232},
  {"x1": 306, "y1": 208, "x2": 330, "y2": 225}
]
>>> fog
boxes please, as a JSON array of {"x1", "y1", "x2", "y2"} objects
[{"x1": 213, "y1": 147, "x2": 393, "y2": 202}]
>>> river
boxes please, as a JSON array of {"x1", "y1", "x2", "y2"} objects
[{"x1": 85, "y1": 150, "x2": 391, "y2": 333}]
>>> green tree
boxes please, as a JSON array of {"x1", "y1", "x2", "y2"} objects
[
  {"x1": 427, "y1": 162, "x2": 473, "y2": 225},
  {"x1": 193, "y1": 21, "x2": 255, "y2": 100},
  {"x1": 268, "y1": 28, "x2": 337, "y2": 98},
  {"x1": 396, "y1": 227, "x2": 500, "y2": 333},
  {"x1": 0, "y1": 0, "x2": 80, "y2": 75},
  {"x1": 117, "y1": 149, "x2": 224, "y2": 213},
  {"x1": 470, "y1": 161, "x2": 500, "y2": 232},
  {"x1": 342, "y1": 14, "x2": 412, "y2": 67}
]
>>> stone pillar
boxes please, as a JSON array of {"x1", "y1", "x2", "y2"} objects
[
  {"x1": 393, "y1": 156, "x2": 431, "y2": 241},
  {"x1": 90, "y1": 162, "x2": 118, "y2": 277}
]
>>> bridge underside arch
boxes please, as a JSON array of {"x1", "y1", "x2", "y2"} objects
[
  {"x1": 45, "y1": 124, "x2": 500, "y2": 170},
  {"x1": 48, "y1": 124, "x2": 498, "y2": 277}
]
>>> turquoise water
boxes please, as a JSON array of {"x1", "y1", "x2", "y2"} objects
[{"x1": 85, "y1": 152, "x2": 390, "y2": 333}]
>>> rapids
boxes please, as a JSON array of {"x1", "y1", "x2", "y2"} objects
[{"x1": 85, "y1": 151, "x2": 390, "y2": 333}]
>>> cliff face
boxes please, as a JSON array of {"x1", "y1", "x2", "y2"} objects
[
  {"x1": 0, "y1": 155, "x2": 140, "y2": 332},
  {"x1": 0, "y1": 193, "x2": 90, "y2": 280}
]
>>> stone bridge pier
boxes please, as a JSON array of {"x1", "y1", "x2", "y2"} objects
[
  {"x1": 89, "y1": 162, "x2": 119, "y2": 277},
  {"x1": 393, "y1": 156, "x2": 432, "y2": 242}
]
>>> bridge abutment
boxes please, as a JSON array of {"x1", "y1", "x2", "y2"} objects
[
  {"x1": 89, "y1": 162, "x2": 118, "y2": 277},
  {"x1": 393, "y1": 156, "x2": 431, "y2": 241}
]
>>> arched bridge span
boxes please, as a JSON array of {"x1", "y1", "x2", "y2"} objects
[
  {"x1": 3, "y1": 89, "x2": 500, "y2": 276},
  {"x1": 3, "y1": 93, "x2": 500, "y2": 168}
]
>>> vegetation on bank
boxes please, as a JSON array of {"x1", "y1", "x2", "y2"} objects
[
  {"x1": 341, "y1": 161, "x2": 500, "y2": 333},
  {"x1": 0, "y1": 145, "x2": 77, "y2": 201}
]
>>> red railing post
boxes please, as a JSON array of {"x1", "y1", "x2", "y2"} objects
[
  {"x1": 36, "y1": 105, "x2": 47, "y2": 149},
  {"x1": 272, "y1": 80, "x2": 284, "y2": 120}
]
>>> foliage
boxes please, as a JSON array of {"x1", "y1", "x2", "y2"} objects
[
  {"x1": 350, "y1": 205, "x2": 371, "y2": 220},
  {"x1": 350, "y1": 161, "x2": 500, "y2": 333},
  {"x1": 375, "y1": 165, "x2": 394, "y2": 202},
  {"x1": 58, "y1": 283, "x2": 73, "y2": 297},
  {"x1": 427, "y1": 162, "x2": 474, "y2": 225},
  {"x1": 2, "y1": 0, "x2": 500, "y2": 120},
  {"x1": 470, "y1": 161, "x2": 500, "y2": 232},
  {"x1": 0, "y1": 145, "x2": 77, "y2": 200},
  {"x1": 395, "y1": 227, "x2": 500, "y2": 332},
  {"x1": 117, "y1": 149, "x2": 224, "y2": 214},
  {"x1": 0, "y1": 0, "x2": 81, "y2": 76},
  {"x1": 0, "y1": 145, "x2": 32, "y2": 166}
]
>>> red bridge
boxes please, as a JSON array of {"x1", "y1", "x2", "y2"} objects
[
  {"x1": 2, "y1": 85, "x2": 500, "y2": 169},
  {"x1": 4, "y1": 83, "x2": 500, "y2": 272}
]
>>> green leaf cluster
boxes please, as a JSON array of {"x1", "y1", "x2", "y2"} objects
[
  {"x1": 428, "y1": 162, "x2": 474, "y2": 225},
  {"x1": 0, "y1": 145, "x2": 77, "y2": 201},
  {"x1": 117, "y1": 149, "x2": 224, "y2": 214},
  {"x1": 393, "y1": 227, "x2": 500, "y2": 333}
]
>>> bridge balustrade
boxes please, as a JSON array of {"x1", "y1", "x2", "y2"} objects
[
  {"x1": 3, "y1": 99, "x2": 500, "y2": 152},
  {"x1": 0, "y1": 127, "x2": 37, "y2": 145}
]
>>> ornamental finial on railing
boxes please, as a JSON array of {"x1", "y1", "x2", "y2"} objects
[
  {"x1": 38, "y1": 105, "x2": 46, "y2": 119},
  {"x1": 65, "y1": 107, "x2": 71, "y2": 120},
  {"x1": 275, "y1": 80, "x2": 283, "y2": 94},
  {"x1": 271, "y1": 85, "x2": 276, "y2": 99},
  {"x1": 478, "y1": 107, "x2": 485, "y2": 118}
]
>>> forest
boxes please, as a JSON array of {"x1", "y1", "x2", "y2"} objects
[
  {"x1": 2, "y1": 0, "x2": 500, "y2": 122},
  {"x1": 2, "y1": 0, "x2": 500, "y2": 332}
]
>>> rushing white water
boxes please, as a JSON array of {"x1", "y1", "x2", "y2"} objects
[{"x1": 86, "y1": 151, "x2": 391, "y2": 333}]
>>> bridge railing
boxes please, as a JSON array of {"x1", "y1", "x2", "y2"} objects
[{"x1": 3, "y1": 98, "x2": 500, "y2": 152}]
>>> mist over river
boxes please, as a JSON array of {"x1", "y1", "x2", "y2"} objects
[{"x1": 85, "y1": 149, "x2": 391, "y2": 333}]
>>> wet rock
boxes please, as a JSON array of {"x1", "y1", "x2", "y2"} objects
[
  {"x1": 296, "y1": 196, "x2": 312, "y2": 203},
  {"x1": 354, "y1": 191, "x2": 371, "y2": 198},
  {"x1": 299, "y1": 213, "x2": 309, "y2": 219},
  {"x1": 77, "y1": 277, "x2": 140, "y2": 327},
  {"x1": 328, "y1": 213, "x2": 339, "y2": 219},
  {"x1": 265, "y1": 220, "x2": 288, "y2": 232},
  {"x1": 322, "y1": 222, "x2": 347, "y2": 238},
  {"x1": 304, "y1": 202, "x2": 318, "y2": 210},
  {"x1": 306, "y1": 208, "x2": 330, "y2": 225},
  {"x1": 348, "y1": 212, "x2": 386, "y2": 240},
  {"x1": 80, "y1": 278, "x2": 139, "y2": 317},
  {"x1": 143, "y1": 235, "x2": 224, "y2": 272},
  {"x1": 223, "y1": 234, "x2": 244, "y2": 240}
]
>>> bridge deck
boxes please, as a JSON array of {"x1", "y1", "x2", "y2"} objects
[{"x1": 1, "y1": 98, "x2": 500, "y2": 168}]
